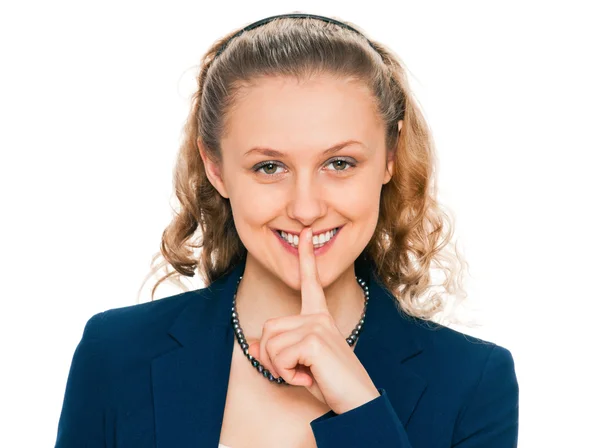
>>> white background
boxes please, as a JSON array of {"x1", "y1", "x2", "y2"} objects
[{"x1": 1, "y1": 1, "x2": 598, "y2": 446}]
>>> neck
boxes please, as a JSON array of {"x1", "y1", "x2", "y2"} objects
[{"x1": 234, "y1": 253, "x2": 366, "y2": 342}]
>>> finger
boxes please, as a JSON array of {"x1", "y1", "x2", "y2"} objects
[
  {"x1": 299, "y1": 228, "x2": 328, "y2": 316},
  {"x1": 248, "y1": 340, "x2": 282, "y2": 377},
  {"x1": 273, "y1": 335, "x2": 319, "y2": 387},
  {"x1": 261, "y1": 329, "x2": 309, "y2": 382},
  {"x1": 248, "y1": 315, "x2": 309, "y2": 378}
]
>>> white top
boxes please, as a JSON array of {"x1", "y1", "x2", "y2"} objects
[{"x1": 218, "y1": 444, "x2": 232, "y2": 448}]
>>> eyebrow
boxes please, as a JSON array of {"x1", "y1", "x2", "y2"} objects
[{"x1": 243, "y1": 139, "x2": 365, "y2": 158}]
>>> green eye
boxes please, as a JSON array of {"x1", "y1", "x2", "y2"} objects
[
  {"x1": 254, "y1": 161, "x2": 284, "y2": 175},
  {"x1": 331, "y1": 160, "x2": 349, "y2": 170},
  {"x1": 325, "y1": 157, "x2": 356, "y2": 172},
  {"x1": 252, "y1": 157, "x2": 357, "y2": 177},
  {"x1": 261, "y1": 163, "x2": 278, "y2": 175}
]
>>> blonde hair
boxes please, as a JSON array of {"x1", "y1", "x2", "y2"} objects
[{"x1": 139, "y1": 14, "x2": 473, "y2": 327}]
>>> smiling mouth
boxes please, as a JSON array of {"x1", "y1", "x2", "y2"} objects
[{"x1": 276, "y1": 227, "x2": 340, "y2": 249}]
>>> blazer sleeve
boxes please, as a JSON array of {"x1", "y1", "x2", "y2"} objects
[
  {"x1": 451, "y1": 344, "x2": 519, "y2": 447},
  {"x1": 310, "y1": 344, "x2": 519, "y2": 448},
  {"x1": 310, "y1": 387, "x2": 414, "y2": 447},
  {"x1": 55, "y1": 312, "x2": 108, "y2": 448}
]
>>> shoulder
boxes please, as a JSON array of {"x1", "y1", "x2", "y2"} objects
[
  {"x1": 404, "y1": 314, "x2": 519, "y2": 429},
  {"x1": 402, "y1": 314, "x2": 516, "y2": 387},
  {"x1": 401, "y1": 320, "x2": 519, "y2": 444},
  {"x1": 76, "y1": 287, "x2": 213, "y2": 358}
]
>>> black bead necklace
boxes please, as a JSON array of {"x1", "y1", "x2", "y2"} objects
[{"x1": 230, "y1": 274, "x2": 370, "y2": 385}]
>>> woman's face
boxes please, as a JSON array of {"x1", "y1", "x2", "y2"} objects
[{"x1": 201, "y1": 73, "x2": 398, "y2": 291}]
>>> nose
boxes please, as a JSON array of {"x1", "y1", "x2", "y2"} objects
[{"x1": 286, "y1": 173, "x2": 327, "y2": 227}]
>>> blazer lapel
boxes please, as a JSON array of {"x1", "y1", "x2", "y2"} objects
[
  {"x1": 353, "y1": 259, "x2": 428, "y2": 427},
  {"x1": 151, "y1": 256, "x2": 427, "y2": 447},
  {"x1": 151, "y1": 261, "x2": 244, "y2": 448}
]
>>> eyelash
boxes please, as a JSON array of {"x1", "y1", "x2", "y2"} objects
[{"x1": 253, "y1": 158, "x2": 357, "y2": 177}]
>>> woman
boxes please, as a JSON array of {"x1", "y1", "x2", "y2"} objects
[{"x1": 55, "y1": 12, "x2": 519, "y2": 447}]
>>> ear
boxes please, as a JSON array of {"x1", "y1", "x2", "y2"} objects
[
  {"x1": 197, "y1": 138, "x2": 229, "y2": 199},
  {"x1": 383, "y1": 120, "x2": 402, "y2": 185}
]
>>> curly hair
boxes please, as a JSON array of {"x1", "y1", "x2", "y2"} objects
[{"x1": 138, "y1": 13, "x2": 474, "y2": 327}]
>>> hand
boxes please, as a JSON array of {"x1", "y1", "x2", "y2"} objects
[{"x1": 247, "y1": 227, "x2": 380, "y2": 415}]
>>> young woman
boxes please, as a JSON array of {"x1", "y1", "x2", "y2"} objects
[{"x1": 55, "y1": 13, "x2": 519, "y2": 448}]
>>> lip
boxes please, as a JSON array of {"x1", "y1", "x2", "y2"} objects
[
  {"x1": 276, "y1": 226, "x2": 339, "y2": 236},
  {"x1": 272, "y1": 225, "x2": 343, "y2": 257}
]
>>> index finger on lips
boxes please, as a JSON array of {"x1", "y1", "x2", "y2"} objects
[{"x1": 299, "y1": 227, "x2": 328, "y2": 316}]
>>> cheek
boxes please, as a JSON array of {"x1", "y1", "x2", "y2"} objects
[
  {"x1": 231, "y1": 188, "x2": 264, "y2": 221},
  {"x1": 229, "y1": 197, "x2": 263, "y2": 258},
  {"x1": 331, "y1": 177, "x2": 382, "y2": 223},
  {"x1": 227, "y1": 183, "x2": 286, "y2": 245},
  {"x1": 229, "y1": 189, "x2": 267, "y2": 234}
]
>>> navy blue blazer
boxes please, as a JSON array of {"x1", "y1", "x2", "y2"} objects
[{"x1": 55, "y1": 255, "x2": 519, "y2": 447}]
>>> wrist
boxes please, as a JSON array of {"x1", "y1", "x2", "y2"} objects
[{"x1": 338, "y1": 385, "x2": 381, "y2": 414}]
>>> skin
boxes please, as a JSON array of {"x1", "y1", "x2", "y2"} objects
[{"x1": 199, "y1": 73, "x2": 403, "y2": 413}]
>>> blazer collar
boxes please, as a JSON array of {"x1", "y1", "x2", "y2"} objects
[{"x1": 151, "y1": 256, "x2": 427, "y2": 447}]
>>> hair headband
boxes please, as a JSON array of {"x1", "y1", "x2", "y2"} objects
[{"x1": 214, "y1": 13, "x2": 379, "y2": 58}]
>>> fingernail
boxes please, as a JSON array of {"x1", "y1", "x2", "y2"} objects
[{"x1": 307, "y1": 228, "x2": 312, "y2": 241}]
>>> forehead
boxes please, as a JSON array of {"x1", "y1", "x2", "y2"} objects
[{"x1": 221, "y1": 74, "x2": 383, "y2": 155}]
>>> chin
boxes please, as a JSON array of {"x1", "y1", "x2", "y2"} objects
[{"x1": 287, "y1": 259, "x2": 342, "y2": 292}]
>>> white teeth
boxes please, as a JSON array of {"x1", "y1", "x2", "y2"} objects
[{"x1": 278, "y1": 227, "x2": 339, "y2": 248}]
